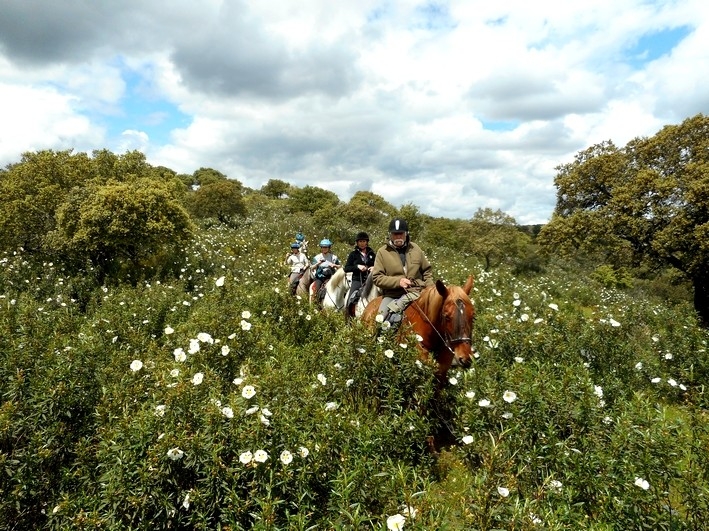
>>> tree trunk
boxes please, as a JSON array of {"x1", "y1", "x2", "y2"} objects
[{"x1": 693, "y1": 275, "x2": 709, "y2": 327}]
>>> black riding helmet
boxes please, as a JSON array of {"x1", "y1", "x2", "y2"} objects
[
  {"x1": 388, "y1": 219, "x2": 408, "y2": 233},
  {"x1": 355, "y1": 231, "x2": 369, "y2": 242},
  {"x1": 388, "y1": 218, "x2": 410, "y2": 248}
]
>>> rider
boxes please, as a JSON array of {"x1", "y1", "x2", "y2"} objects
[
  {"x1": 343, "y1": 231, "x2": 376, "y2": 316},
  {"x1": 285, "y1": 242, "x2": 308, "y2": 295},
  {"x1": 311, "y1": 239, "x2": 342, "y2": 301},
  {"x1": 371, "y1": 218, "x2": 433, "y2": 325},
  {"x1": 295, "y1": 231, "x2": 307, "y2": 253}
]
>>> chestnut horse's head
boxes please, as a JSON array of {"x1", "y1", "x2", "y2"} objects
[
  {"x1": 397, "y1": 275, "x2": 475, "y2": 380},
  {"x1": 430, "y1": 275, "x2": 476, "y2": 375}
]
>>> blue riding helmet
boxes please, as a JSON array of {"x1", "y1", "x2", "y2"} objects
[
  {"x1": 319, "y1": 238, "x2": 333, "y2": 247},
  {"x1": 296, "y1": 232, "x2": 305, "y2": 242},
  {"x1": 290, "y1": 242, "x2": 300, "y2": 249}
]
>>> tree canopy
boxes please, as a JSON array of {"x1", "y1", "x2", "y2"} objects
[
  {"x1": 539, "y1": 113, "x2": 709, "y2": 325},
  {"x1": 190, "y1": 180, "x2": 247, "y2": 225},
  {"x1": 288, "y1": 185, "x2": 340, "y2": 215},
  {"x1": 459, "y1": 208, "x2": 530, "y2": 270},
  {"x1": 260, "y1": 179, "x2": 291, "y2": 199},
  {"x1": 52, "y1": 179, "x2": 194, "y2": 280},
  {"x1": 0, "y1": 149, "x2": 194, "y2": 281}
]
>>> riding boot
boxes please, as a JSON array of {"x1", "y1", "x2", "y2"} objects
[{"x1": 386, "y1": 311, "x2": 403, "y2": 332}]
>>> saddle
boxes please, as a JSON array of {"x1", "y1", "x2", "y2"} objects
[
  {"x1": 382, "y1": 291, "x2": 422, "y2": 328},
  {"x1": 315, "y1": 278, "x2": 331, "y2": 304}
]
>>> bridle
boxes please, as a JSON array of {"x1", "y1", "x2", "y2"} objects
[
  {"x1": 407, "y1": 289, "x2": 473, "y2": 356},
  {"x1": 322, "y1": 271, "x2": 350, "y2": 311},
  {"x1": 444, "y1": 299, "x2": 473, "y2": 348}
]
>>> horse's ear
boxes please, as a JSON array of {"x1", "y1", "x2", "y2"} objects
[
  {"x1": 463, "y1": 275, "x2": 474, "y2": 295},
  {"x1": 435, "y1": 279, "x2": 448, "y2": 298}
]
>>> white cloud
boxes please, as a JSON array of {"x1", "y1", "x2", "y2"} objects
[
  {"x1": 1, "y1": 0, "x2": 708, "y2": 225},
  {"x1": 0, "y1": 82, "x2": 103, "y2": 159}
]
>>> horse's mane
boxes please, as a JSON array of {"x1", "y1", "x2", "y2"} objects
[
  {"x1": 413, "y1": 282, "x2": 470, "y2": 318},
  {"x1": 414, "y1": 283, "x2": 444, "y2": 322},
  {"x1": 328, "y1": 268, "x2": 346, "y2": 290},
  {"x1": 360, "y1": 274, "x2": 375, "y2": 299}
]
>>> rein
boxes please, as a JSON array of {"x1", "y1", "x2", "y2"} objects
[
  {"x1": 405, "y1": 287, "x2": 472, "y2": 355},
  {"x1": 323, "y1": 271, "x2": 350, "y2": 311}
]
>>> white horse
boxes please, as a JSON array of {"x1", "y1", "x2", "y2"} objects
[
  {"x1": 348, "y1": 273, "x2": 381, "y2": 318},
  {"x1": 296, "y1": 266, "x2": 344, "y2": 307},
  {"x1": 322, "y1": 269, "x2": 382, "y2": 319},
  {"x1": 299, "y1": 240, "x2": 308, "y2": 257},
  {"x1": 322, "y1": 268, "x2": 349, "y2": 311}
]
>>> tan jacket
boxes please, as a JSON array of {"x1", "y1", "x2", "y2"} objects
[{"x1": 371, "y1": 241, "x2": 433, "y2": 298}]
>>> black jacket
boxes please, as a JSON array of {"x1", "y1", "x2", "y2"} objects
[{"x1": 344, "y1": 246, "x2": 376, "y2": 283}]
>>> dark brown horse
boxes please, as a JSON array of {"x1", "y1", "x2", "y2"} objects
[{"x1": 361, "y1": 275, "x2": 476, "y2": 382}]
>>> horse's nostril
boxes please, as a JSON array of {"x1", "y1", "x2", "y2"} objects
[{"x1": 453, "y1": 356, "x2": 472, "y2": 368}]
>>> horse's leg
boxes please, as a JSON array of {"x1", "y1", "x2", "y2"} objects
[{"x1": 309, "y1": 282, "x2": 316, "y2": 305}]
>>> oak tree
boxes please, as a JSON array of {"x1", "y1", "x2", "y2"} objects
[{"x1": 539, "y1": 113, "x2": 709, "y2": 325}]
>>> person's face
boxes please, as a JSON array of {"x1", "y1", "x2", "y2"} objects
[
  {"x1": 321, "y1": 246, "x2": 331, "y2": 253},
  {"x1": 390, "y1": 231, "x2": 406, "y2": 247},
  {"x1": 356, "y1": 239, "x2": 368, "y2": 249},
  {"x1": 292, "y1": 248, "x2": 299, "y2": 253}
]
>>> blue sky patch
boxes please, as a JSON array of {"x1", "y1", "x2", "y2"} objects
[
  {"x1": 625, "y1": 26, "x2": 691, "y2": 68},
  {"x1": 106, "y1": 68, "x2": 190, "y2": 146},
  {"x1": 413, "y1": 2, "x2": 457, "y2": 31},
  {"x1": 482, "y1": 120, "x2": 519, "y2": 132}
]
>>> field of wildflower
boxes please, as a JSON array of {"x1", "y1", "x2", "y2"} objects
[{"x1": 1, "y1": 204, "x2": 709, "y2": 530}]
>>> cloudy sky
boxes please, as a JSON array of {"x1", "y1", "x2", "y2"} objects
[{"x1": 1, "y1": 0, "x2": 707, "y2": 224}]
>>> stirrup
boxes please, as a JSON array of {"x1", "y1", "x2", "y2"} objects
[{"x1": 387, "y1": 312, "x2": 402, "y2": 324}]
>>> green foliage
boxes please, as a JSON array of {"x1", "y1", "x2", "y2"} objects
[
  {"x1": 51, "y1": 178, "x2": 194, "y2": 281},
  {"x1": 539, "y1": 114, "x2": 709, "y2": 324},
  {"x1": 0, "y1": 149, "x2": 201, "y2": 285},
  {"x1": 287, "y1": 186, "x2": 340, "y2": 215},
  {"x1": 0, "y1": 149, "x2": 95, "y2": 253},
  {"x1": 260, "y1": 179, "x2": 291, "y2": 199},
  {"x1": 3, "y1": 141, "x2": 709, "y2": 529},
  {"x1": 189, "y1": 180, "x2": 247, "y2": 225},
  {"x1": 423, "y1": 218, "x2": 467, "y2": 250},
  {"x1": 397, "y1": 203, "x2": 427, "y2": 240},
  {"x1": 591, "y1": 265, "x2": 634, "y2": 289},
  {"x1": 193, "y1": 167, "x2": 228, "y2": 186},
  {"x1": 340, "y1": 191, "x2": 396, "y2": 229},
  {"x1": 460, "y1": 208, "x2": 531, "y2": 270}
]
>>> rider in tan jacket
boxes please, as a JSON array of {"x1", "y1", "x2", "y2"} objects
[{"x1": 371, "y1": 218, "x2": 433, "y2": 322}]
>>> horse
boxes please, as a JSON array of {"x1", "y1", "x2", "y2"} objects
[
  {"x1": 295, "y1": 266, "x2": 315, "y2": 303},
  {"x1": 361, "y1": 275, "x2": 476, "y2": 382},
  {"x1": 344, "y1": 273, "x2": 381, "y2": 320},
  {"x1": 322, "y1": 269, "x2": 383, "y2": 317},
  {"x1": 322, "y1": 268, "x2": 349, "y2": 311},
  {"x1": 295, "y1": 266, "x2": 343, "y2": 307}
]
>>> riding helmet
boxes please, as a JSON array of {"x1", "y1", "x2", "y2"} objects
[
  {"x1": 295, "y1": 232, "x2": 305, "y2": 242},
  {"x1": 388, "y1": 219, "x2": 408, "y2": 232},
  {"x1": 319, "y1": 238, "x2": 333, "y2": 247},
  {"x1": 355, "y1": 231, "x2": 369, "y2": 241},
  {"x1": 290, "y1": 242, "x2": 300, "y2": 249}
]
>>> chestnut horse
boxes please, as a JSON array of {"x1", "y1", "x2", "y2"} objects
[{"x1": 361, "y1": 275, "x2": 476, "y2": 382}]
